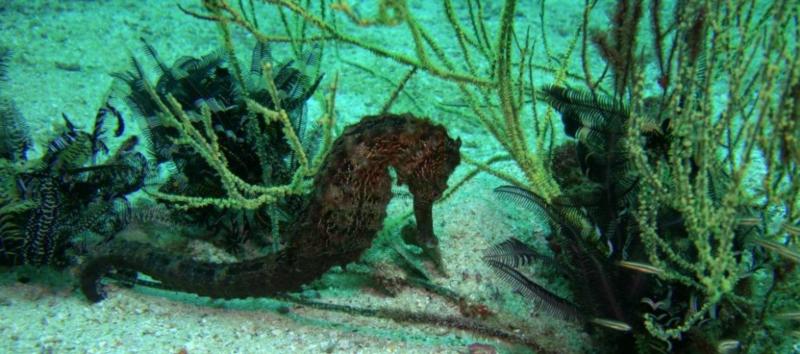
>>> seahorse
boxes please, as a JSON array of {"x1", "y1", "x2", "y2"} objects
[{"x1": 80, "y1": 113, "x2": 461, "y2": 302}]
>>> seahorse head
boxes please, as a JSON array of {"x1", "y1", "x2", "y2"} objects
[{"x1": 392, "y1": 116, "x2": 461, "y2": 204}]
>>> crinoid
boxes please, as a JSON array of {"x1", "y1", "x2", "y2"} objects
[
  {"x1": 112, "y1": 39, "x2": 323, "y2": 252},
  {"x1": 0, "y1": 97, "x2": 148, "y2": 267}
]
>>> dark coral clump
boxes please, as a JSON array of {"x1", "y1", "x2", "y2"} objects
[
  {"x1": 112, "y1": 39, "x2": 323, "y2": 252},
  {"x1": 486, "y1": 86, "x2": 762, "y2": 352}
]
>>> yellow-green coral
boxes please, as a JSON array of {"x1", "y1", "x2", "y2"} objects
[{"x1": 623, "y1": 0, "x2": 800, "y2": 342}]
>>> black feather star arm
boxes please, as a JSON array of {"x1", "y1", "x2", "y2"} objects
[
  {"x1": 110, "y1": 55, "x2": 162, "y2": 119},
  {"x1": 485, "y1": 259, "x2": 581, "y2": 322},
  {"x1": 0, "y1": 164, "x2": 33, "y2": 265},
  {"x1": 23, "y1": 178, "x2": 61, "y2": 266},
  {"x1": 0, "y1": 213, "x2": 24, "y2": 264},
  {"x1": 0, "y1": 47, "x2": 9, "y2": 82},
  {"x1": 249, "y1": 40, "x2": 272, "y2": 75},
  {"x1": 493, "y1": 185, "x2": 552, "y2": 219},
  {"x1": 483, "y1": 237, "x2": 546, "y2": 268},
  {"x1": 0, "y1": 97, "x2": 31, "y2": 161},
  {"x1": 139, "y1": 38, "x2": 174, "y2": 81},
  {"x1": 539, "y1": 85, "x2": 628, "y2": 138},
  {"x1": 493, "y1": 185, "x2": 595, "y2": 240}
]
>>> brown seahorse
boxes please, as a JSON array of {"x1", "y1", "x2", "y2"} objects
[{"x1": 80, "y1": 113, "x2": 461, "y2": 302}]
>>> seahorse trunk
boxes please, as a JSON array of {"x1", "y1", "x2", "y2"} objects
[
  {"x1": 413, "y1": 200, "x2": 436, "y2": 247},
  {"x1": 80, "y1": 113, "x2": 460, "y2": 302}
]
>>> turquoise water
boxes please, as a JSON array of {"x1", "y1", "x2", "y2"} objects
[{"x1": 1, "y1": 1, "x2": 799, "y2": 353}]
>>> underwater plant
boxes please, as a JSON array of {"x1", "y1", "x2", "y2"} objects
[{"x1": 484, "y1": 83, "x2": 769, "y2": 352}]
